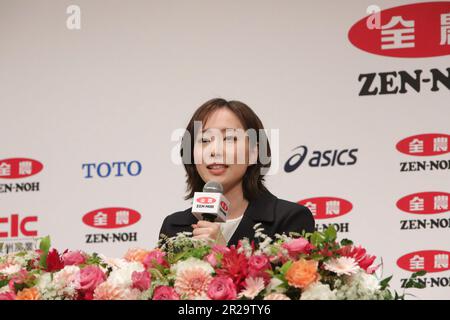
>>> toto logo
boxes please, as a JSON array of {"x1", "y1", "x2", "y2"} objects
[
  {"x1": 396, "y1": 133, "x2": 449, "y2": 156},
  {"x1": 348, "y1": 2, "x2": 450, "y2": 58},
  {"x1": 0, "y1": 158, "x2": 43, "y2": 179},
  {"x1": 396, "y1": 191, "x2": 449, "y2": 214},
  {"x1": 297, "y1": 197, "x2": 353, "y2": 220},
  {"x1": 197, "y1": 197, "x2": 216, "y2": 204},
  {"x1": 397, "y1": 250, "x2": 450, "y2": 273},
  {"x1": 82, "y1": 207, "x2": 141, "y2": 229}
]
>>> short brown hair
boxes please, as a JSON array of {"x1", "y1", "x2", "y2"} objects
[{"x1": 180, "y1": 98, "x2": 271, "y2": 200}]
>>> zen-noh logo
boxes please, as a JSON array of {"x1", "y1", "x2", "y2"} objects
[
  {"x1": 397, "y1": 250, "x2": 450, "y2": 273},
  {"x1": 197, "y1": 197, "x2": 216, "y2": 204},
  {"x1": 298, "y1": 197, "x2": 353, "y2": 220},
  {"x1": 397, "y1": 191, "x2": 449, "y2": 214},
  {"x1": 396, "y1": 133, "x2": 449, "y2": 156},
  {"x1": 0, "y1": 158, "x2": 43, "y2": 179},
  {"x1": 82, "y1": 207, "x2": 141, "y2": 229},
  {"x1": 348, "y1": 2, "x2": 450, "y2": 58}
]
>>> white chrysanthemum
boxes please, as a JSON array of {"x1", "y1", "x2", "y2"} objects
[
  {"x1": 171, "y1": 257, "x2": 214, "y2": 276},
  {"x1": 324, "y1": 257, "x2": 360, "y2": 276},
  {"x1": 0, "y1": 263, "x2": 21, "y2": 275},
  {"x1": 349, "y1": 270, "x2": 380, "y2": 293},
  {"x1": 108, "y1": 261, "x2": 144, "y2": 288},
  {"x1": 300, "y1": 282, "x2": 337, "y2": 300}
]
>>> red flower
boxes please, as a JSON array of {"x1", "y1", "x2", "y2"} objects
[
  {"x1": 338, "y1": 245, "x2": 376, "y2": 273},
  {"x1": 215, "y1": 245, "x2": 248, "y2": 290},
  {"x1": 46, "y1": 249, "x2": 64, "y2": 272}
]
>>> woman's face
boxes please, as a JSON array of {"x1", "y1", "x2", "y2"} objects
[{"x1": 193, "y1": 107, "x2": 256, "y2": 192}]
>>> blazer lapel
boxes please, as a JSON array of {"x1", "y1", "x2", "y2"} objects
[{"x1": 228, "y1": 191, "x2": 277, "y2": 246}]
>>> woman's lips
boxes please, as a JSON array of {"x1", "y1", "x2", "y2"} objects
[{"x1": 206, "y1": 164, "x2": 229, "y2": 175}]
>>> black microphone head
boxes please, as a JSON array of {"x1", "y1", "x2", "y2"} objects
[{"x1": 203, "y1": 181, "x2": 223, "y2": 194}]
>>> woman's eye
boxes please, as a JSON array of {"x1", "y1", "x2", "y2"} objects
[{"x1": 200, "y1": 137, "x2": 211, "y2": 143}]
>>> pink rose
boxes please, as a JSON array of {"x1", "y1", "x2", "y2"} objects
[
  {"x1": 131, "y1": 270, "x2": 151, "y2": 291},
  {"x1": 204, "y1": 253, "x2": 218, "y2": 267},
  {"x1": 143, "y1": 250, "x2": 169, "y2": 269},
  {"x1": 282, "y1": 238, "x2": 311, "y2": 256},
  {"x1": 77, "y1": 265, "x2": 106, "y2": 293},
  {"x1": 62, "y1": 251, "x2": 86, "y2": 266},
  {"x1": 207, "y1": 276, "x2": 237, "y2": 300},
  {"x1": 152, "y1": 286, "x2": 180, "y2": 300},
  {"x1": 248, "y1": 255, "x2": 271, "y2": 283},
  {"x1": 0, "y1": 291, "x2": 16, "y2": 300}
]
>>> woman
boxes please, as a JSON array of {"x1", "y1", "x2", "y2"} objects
[{"x1": 158, "y1": 98, "x2": 314, "y2": 246}]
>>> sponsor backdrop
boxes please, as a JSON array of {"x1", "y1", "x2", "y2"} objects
[{"x1": 0, "y1": 0, "x2": 449, "y2": 299}]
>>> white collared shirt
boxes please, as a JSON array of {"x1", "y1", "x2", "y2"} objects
[{"x1": 219, "y1": 215, "x2": 243, "y2": 244}]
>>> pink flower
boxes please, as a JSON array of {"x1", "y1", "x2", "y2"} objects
[
  {"x1": 62, "y1": 251, "x2": 86, "y2": 266},
  {"x1": 8, "y1": 270, "x2": 29, "y2": 291},
  {"x1": 0, "y1": 291, "x2": 16, "y2": 300},
  {"x1": 204, "y1": 245, "x2": 230, "y2": 267},
  {"x1": 207, "y1": 276, "x2": 237, "y2": 300},
  {"x1": 238, "y1": 277, "x2": 266, "y2": 299},
  {"x1": 211, "y1": 245, "x2": 230, "y2": 255},
  {"x1": 131, "y1": 270, "x2": 151, "y2": 291},
  {"x1": 77, "y1": 265, "x2": 106, "y2": 294},
  {"x1": 282, "y1": 238, "x2": 311, "y2": 256},
  {"x1": 204, "y1": 253, "x2": 218, "y2": 267},
  {"x1": 93, "y1": 282, "x2": 141, "y2": 300},
  {"x1": 248, "y1": 255, "x2": 271, "y2": 284},
  {"x1": 152, "y1": 286, "x2": 180, "y2": 300},
  {"x1": 174, "y1": 268, "x2": 213, "y2": 299},
  {"x1": 143, "y1": 250, "x2": 169, "y2": 269}
]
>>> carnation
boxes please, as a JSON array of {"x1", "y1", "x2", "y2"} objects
[
  {"x1": 300, "y1": 282, "x2": 337, "y2": 300},
  {"x1": 108, "y1": 261, "x2": 144, "y2": 288}
]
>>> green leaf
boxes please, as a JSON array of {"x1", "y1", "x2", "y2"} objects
[
  {"x1": 412, "y1": 270, "x2": 427, "y2": 278},
  {"x1": 310, "y1": 232, "x2": 325, "y2": 247},
  {"x1": 340, "y1": 239, "x2": 353, "y2": 246},
  {"x1": 38, "y1": 236, "x2": 51, "y2": 269},
  {"x1": 0, "y1": 279, "x2": 8, "y2": 288},
  {"x1": 324, "y1": 225, "x2": 337, "y2": 242},
  {"x1": 379, "y1": 275, "x2": 393, "y2": 290},
  {"x1": 279, "y1": 260, "x2": 293, "y2": 275}
]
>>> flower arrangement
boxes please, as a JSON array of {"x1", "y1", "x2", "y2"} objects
[{"x1": 0, "y1": 225, "x2": 425, "y2": 300}]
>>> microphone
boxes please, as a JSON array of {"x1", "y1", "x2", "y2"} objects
[{"x1": 192, "y1": 181, "x2": 230, "y2": 222}]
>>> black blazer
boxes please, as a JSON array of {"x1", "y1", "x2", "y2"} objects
[{"x1": 158, "y1": 191, "x2": 315, "y2": 247}]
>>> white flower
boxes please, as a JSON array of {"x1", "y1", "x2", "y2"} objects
[
  {"x1": 324, "y1": 257, "x2": 360, "y2": 276},
  {"x1": 99, "y1": 255, "x2": 130, "y2": 270},
  {"x1": 36, "y1": 272, "x2": 59, "y2": 299},
  {"x1": 0, "y1": 263, "x2": 21, "y2": 275},
  {"x1": 108, "y1": 261, "x2": 144, "y2": 288},
  {"x1": 265, "y1": 277, "x2": 285, "y2": 293},
  {"x1": 300, "y1": 282, "x2": 337, "y2": 300},
  {"x1": 349, "y1": 271, "x2": 380, "y2": 293},
  {"x1": 52, "y1": 265, "x2": 81, "y2": 298},
  {"x1": 335, "y1": 270, "x2": 384, "y2": 300},
  {"x1": 238, "y1": 277, "x2": 266, "y2": 299},
  {"x1": 171, "y1": 257, "x2": 214, "y2": 276}
]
